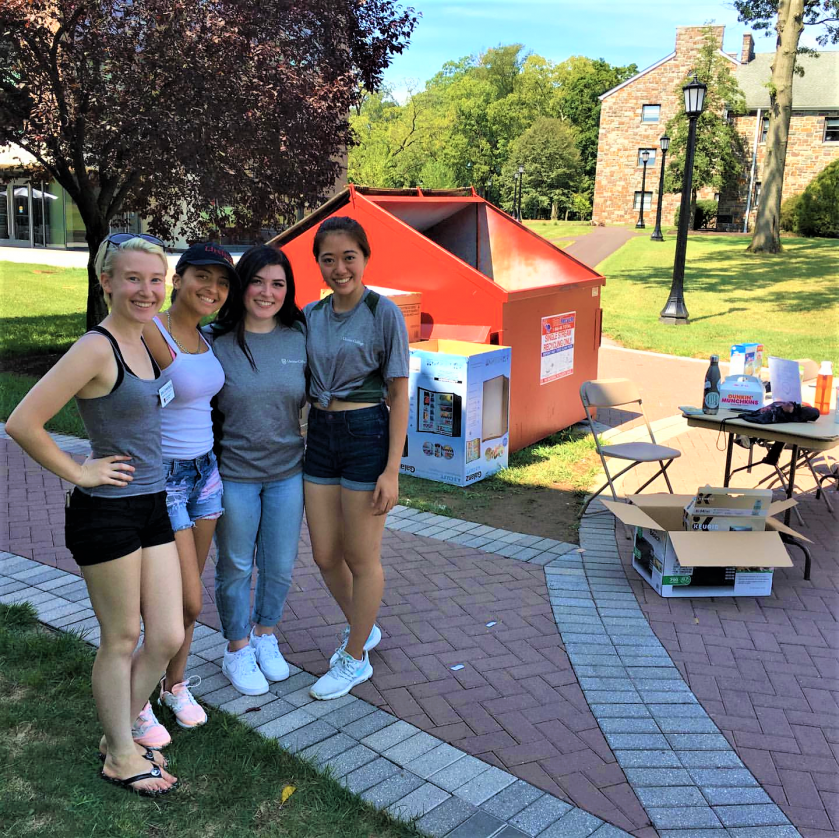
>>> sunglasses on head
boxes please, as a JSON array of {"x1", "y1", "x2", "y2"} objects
[{"x1": 105, "y1": 232, "x2": 166, "y2": 250}]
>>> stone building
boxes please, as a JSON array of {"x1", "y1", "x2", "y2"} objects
[{"x1": 592, "y1": 26, "x2": 839, "y2": 230}]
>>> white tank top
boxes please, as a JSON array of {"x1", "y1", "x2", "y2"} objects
[{"x1": 153, "y1": 316, "x2": 225, "y2": 460}]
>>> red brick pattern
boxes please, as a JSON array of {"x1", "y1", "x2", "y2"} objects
[
  {"x1": 599, "y1": 348, "x2": 839, "y2": 838},
  {"x1": 0, "y1": 437, "x2": 651, "y2": 835}
]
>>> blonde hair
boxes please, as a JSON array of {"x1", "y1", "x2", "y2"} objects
[{"x1": 94, "y1": 236, "x2": 168, "y2": 305}]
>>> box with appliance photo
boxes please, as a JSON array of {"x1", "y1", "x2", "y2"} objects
[
  {"x1": 603, "y1": 493, "x2": 806, "y2": 598},
  {"x1": 401, "y1": 340, "x2": 511, "y2": 486}
]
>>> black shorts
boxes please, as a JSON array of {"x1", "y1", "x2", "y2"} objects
[
  {"x1": 303, "y1": 403, "x2": 389, "y2": 491},
  {"x1": 65, "y1": 488, "x2": 175, "y2": 566}
]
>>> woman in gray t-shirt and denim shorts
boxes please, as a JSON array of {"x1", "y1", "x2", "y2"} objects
[{"x1": 303, "y1": 217, "x2": 410, "y2": 701}]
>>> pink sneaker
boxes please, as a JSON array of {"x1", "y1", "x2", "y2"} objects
[
  {"x1": 132, "y1": 702, "x2": 172, "y2": 749},
  {"x1": 158, "y1": 677, "x2": 207, "y2": 729}
]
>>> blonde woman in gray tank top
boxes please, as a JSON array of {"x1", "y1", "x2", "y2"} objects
[{"x1": 7, "y1": 236, "x2": 184, "y2": 797}]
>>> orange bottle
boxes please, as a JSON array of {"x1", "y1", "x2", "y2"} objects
[{"x1": 814, "y1": 361, "x2": 834, "y2": 415}]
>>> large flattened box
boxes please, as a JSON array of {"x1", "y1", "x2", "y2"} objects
[{"x1": 401, "y1": 340, "x2": 511, "y2": 486}]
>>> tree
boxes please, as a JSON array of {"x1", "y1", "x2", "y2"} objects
[
  {"x1": 500, "y1": 118, "x2": 581, "y2": 219},
  {"x1": 734, "y1": 0, "x2": 839, "y2": 253},
  {"x1": 663, "y1": 29, "x2": 748, "y2": 226},
  {"x1": 0, "y1": 0, "x2": 417, "y2": 327}
]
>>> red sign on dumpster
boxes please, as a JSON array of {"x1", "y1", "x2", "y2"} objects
[{"x1": 540, "y1": 312, "x2": 576, "y2": 385}]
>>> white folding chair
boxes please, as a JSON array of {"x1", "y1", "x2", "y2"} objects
[{"x1": 580, "y1": 378, "x2": 681, "y2": 515}]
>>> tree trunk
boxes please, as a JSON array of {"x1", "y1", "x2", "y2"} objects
[
  {"x1": 747, "y1": 0, "x2": 803, "y2": 254},
  {"x1": 85, "y1": 223, "x2": 109, "y2": 330},
  {"x1": 550, "y1": 200, "x2": 558, "y2": 220},
  {"x1": 689, "y1": 189, "x2": 698, "y2": 230}
]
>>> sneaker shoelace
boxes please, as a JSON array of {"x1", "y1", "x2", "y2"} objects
[
  {"x1": 256, "y1": 633, "x2": 282, "y2": 659},
  {"x1": 133, "y1": 703, "x2": 161, "y2": 734},
  {"x1": 334, "y1": 649, "x2": 361, "y2": 682},
  {"x1": 235, "y1": 648, "x2": 261, "y2": 676},
  {"x1": 170, "y1": 676, "x2": 202, "y2": 710}
]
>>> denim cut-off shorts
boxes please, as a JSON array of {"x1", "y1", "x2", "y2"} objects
[
  {"x1": 303, "y1": 403, "x2": 389, "y2": 491},
  {"x1": 163, "y1": 450, "x2": 224, "y2": 532}
]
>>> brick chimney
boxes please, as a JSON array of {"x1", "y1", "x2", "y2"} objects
[
  {"x1": 675, "y1": 25, "x2": 724, "y2": 56},
  {"x1": 741, "y1": 34, "x2": 754, "y2": 63}
]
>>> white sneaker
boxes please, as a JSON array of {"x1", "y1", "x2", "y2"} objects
[
  {"x1": 310, "y1": 649, "x2": 373, "y2": 700},
  {"x1": 250, "y1": 629, "x2": 290, "y2": 682},
  {"x1": 329, "y1": 623, "x2": 382, "y2": 667},
  {"x1": 222, "y1": 645, "x2": 269, "y2": 696}
]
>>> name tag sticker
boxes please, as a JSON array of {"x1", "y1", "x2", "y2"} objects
[{"x1": 158, "y1": 380, "x2": 175, "y2": 407}]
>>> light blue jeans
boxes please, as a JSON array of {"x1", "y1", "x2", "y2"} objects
[{"x1": 214, "y1": 472, "x2": 304, "y2": 642}]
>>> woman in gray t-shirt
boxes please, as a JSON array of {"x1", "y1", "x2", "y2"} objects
[
  {"x1": 208, "y1": 246, "x2": 307, "y2": 698},
  {"x1": 303, "y1": 217, "x2": 410, "y2": 701}
]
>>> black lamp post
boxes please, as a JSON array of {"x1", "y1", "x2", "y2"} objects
[
  {"x1": 650, "y1": 134, "x2": 670, "y2": 242},
  {"x1": 660, "y1": 73, "x2": 706, "y2": 325},
  {"x1": 516, "y1": 165, "x2": 525, "y2": 222},
  {"x1": 635, "y1": 149, "x2": 650, "y2": 228}
]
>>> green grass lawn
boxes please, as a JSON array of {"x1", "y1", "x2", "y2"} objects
[
  {"x1": 525, "y1": 220, "x2": 596, "y2": 241},
  {"x1": 0, "y1": 602, "x2": 421, "y2": 838},
  {"x1": 0, "y1": 261, "x2": 88, "y2": 356},
  {"x1": 0, "y1": 372, "x2": 86, "y2": 436},
  {"x1": 598, "y1": 234, "x2": 839, "y2": 364}
]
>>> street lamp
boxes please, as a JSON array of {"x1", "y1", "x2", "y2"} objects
[
  {"x1": 660, "y1": 73, "x2": 706, "y2": 325},
  {"x1": 650, "y1": 134, "x2": 670, "y2": 242},
  {"x1": 516, "y1": 165, "x2": 525, "y2": 222},
  {"x1": 635, "y1": 150, "x2": 650, "y2": 228}
]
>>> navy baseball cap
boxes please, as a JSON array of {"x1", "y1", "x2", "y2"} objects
[{"x1": 175, "y1": 242, "x2": 235, "y2": 277}]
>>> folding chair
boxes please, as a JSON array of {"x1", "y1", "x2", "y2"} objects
[{"x1": 580, "y1": 378, "x2": 682, "y2": 515}]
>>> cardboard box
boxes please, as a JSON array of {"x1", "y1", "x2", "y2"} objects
[
  {"x1": 683, "y1": 486, "x2": 773, "y2": 532},
  {"x1": 401, "y1": 340, "x2": 511, "y2": 486},
  {"x1": 719, "y1": 374, "x2": 764, "y2": 410},
  {"x1": 604, "y1": 494, "x2": 806, "y2": 598},
  {"x1": 321, "y1": 286, "x2": 422, "y2": 342},
  {"x1": 730, "y1": 342, "x2": 764, "y2": 376}
]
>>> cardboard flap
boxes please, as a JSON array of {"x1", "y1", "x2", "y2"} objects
[
  {"x1": 669, "y1": 531, "x2": 793, "y2": 568},
  {"x1": 767, "y1": 497, "x2": 797, "y2": 517},
  {"x1": 765, "y1": 516, "x2": 813, "y2": 543},
  {"x1": 629, "y1": 493, "x2": 694, "y2": 509},
  {"x1": 601, "y1": 499, "x2": 664, "y2": 531}
]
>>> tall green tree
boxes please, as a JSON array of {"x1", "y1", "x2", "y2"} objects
[
  {"x1": 501, "y1": 118, "x2": 581, "y2": 219},
  {"x1": 663, "y1": 29, "x2": 748, "y2": 224},
  {"x1": 0, "y1": 0, "x2": 416, "y2": 326},
  {"x1": 734, "y1": 0, "x2": 839, "y2": 253}
]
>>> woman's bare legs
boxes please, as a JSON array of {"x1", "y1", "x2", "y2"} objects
[
  {"x1": 163, "y1": 518, "x2": 217, "y2": 689},
  {"x1": 304, "y1": 482, "x2": 386, "y2": 661},
  {"x1": 84, "y1": 543, "x2": 183, "y2": 791}
]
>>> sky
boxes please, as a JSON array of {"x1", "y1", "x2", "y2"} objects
[{"x1": 382, "y1": 0, "x2": 824, "y2": 100}]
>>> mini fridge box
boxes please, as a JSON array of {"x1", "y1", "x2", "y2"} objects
[
  {"x1": 321, "y1": 286, "x2": 422, "y2": 342},
  {"x1": 730, "y1": 342, "x2": 764, "y2": 376},
  {"x1": 401, "y1": 340, "x2": 511, "y2": 486},
  {"x1": 603, "y1": 494, "x2": 804, "y2": 598}
]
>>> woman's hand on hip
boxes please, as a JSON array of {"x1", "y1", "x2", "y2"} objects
[{"x1": 78, "y1": 455, "x2": 135, "y2": 488}]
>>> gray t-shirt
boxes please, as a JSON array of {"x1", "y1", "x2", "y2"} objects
[
  {"x1": 208, "y1": 322, "x2": 307, "y2": 482},
  {"x1": 304, "y1": 289, "x2": 410, "y2": 409}
]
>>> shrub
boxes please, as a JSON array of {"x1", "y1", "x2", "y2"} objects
[
  {"x1": 796, "y1": 159, "x2": 839, "y2": 238},
  {"x1": 674, "y1": 199, "x2": 718, "y2": 230},
  {"x1": 780, "y1": 193, "x2": 802, "y2": 233}
]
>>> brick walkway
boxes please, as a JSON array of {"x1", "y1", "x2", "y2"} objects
[
  {"x1": 599, "y1": 346, "x2": 839, "y2": 838},
  {"x1": 2, "y1": 343, "x2": 836, "y2": 837}
]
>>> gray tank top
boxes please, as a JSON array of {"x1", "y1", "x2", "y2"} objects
[{"x1": 75, "y1": 326, "x2": 166, "y2": 497}]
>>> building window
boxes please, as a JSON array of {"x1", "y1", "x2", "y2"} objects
[
  {"x1": 753, "y1": 181, "x2": 761, "y2": 207},
  {"x1": 633, "y1": 191, "x2": 653, "y2": 210},
  {"x1": 641, "y1": 105, "x2": 661, "y2": 123},
  {"x1": 824, "y1": 117, "x2": 839, "y2": 142},
  {"x1": 637, "y1": 148, "x2": 657, "y2": 166},
  {"x1": 760, "y1": 116, "x2": 769, "y2": 143}
]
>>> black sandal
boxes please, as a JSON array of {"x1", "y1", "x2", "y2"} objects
[
  {"x1": 99, "y1": 763, "x2": 178, "y2": 797},
  {"x1": 98, "y1": 747, "x2": 168, "y2": 769}
]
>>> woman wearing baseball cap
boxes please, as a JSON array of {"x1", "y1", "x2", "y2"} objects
[{"x1": 136, "y1": 242, "x2": 238, "y2": 740}]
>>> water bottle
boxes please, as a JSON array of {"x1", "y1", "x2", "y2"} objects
[
  {"x1": 814, "y1": 361, "x2": 833, "y2": 415},
  {"x1": 703, "y1": 355, "x2": 721, "y2": 414}
]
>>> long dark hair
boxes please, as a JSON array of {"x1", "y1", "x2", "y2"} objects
[{"x1": 211, "y1": 245, "x2": 303, "y2": 369}]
